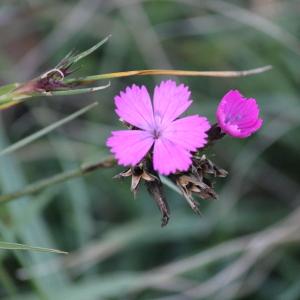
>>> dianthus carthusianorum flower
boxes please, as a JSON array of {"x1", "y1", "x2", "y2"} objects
[
  {"x1": 107, "y1": 80, "x2": 210, "y2": 175},
  {"x1": 216, "y1": 90, "x2": 263, "y2": 138}
]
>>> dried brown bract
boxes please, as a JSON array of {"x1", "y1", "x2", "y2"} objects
[
  {"x1": 113, "y1": 154, "x2": 227, "y2": 226},
  {"x1": 114, "y1": 162, "x2": 157, "y2": 196},
  {"x1": 145, "y1": 178, "x2": 170, "y2": 227},
  {"x1": 170, "y1": 155, "x2": 227, "y2": 215},
  {"x1": 193, "y1": 155, "x2": 228, "y2": 178},
  {"x1": 114, "y1": 160, "x2": 170, "y2": 226}
]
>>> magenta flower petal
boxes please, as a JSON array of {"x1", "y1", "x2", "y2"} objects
[
  {"x1": 153, "y1": 80, "x2": 192, "y2": 128},
  {"x1": 106, "y1": 130, "x2": 154, "y2": 166},
  {"x1": 163, "y1": 115, "x2": 210, "y2": 152},
  {"x1": 115, "y1": 84, "x2": 154, "y2": 130},
  {"x1": 153, "y1": 138, "x2": 192, "y2": 175},
  {"x1": 107, "y1": 81, "x2": 210, "y2": 174},
  {"x1": 216, "y1": 90, "x2": 263, "y2": 138}
]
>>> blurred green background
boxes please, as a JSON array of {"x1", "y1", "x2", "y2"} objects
[{"x1": 0, "y1": 0, "x2": 300, "y2": 299}]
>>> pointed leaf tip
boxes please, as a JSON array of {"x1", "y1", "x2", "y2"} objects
[
  {"x1": 0, "y1": 241, "x2": 68, "y2": 254},
  {"x1": 72, "y1": 35, "x2": 111, "y2": 64}
]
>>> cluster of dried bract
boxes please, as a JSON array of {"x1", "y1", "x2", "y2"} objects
[{"x1": 115, "y1": 128, "x2": 228, "y2": 226}]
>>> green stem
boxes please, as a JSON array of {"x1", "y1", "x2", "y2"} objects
[
  {"x1": 64, "y1": 65, "x2": 272, "y2": 85},
  {"x1": 0, "y1": 156, "x2": 116, "y2": 204},
  {"x1": 0, "y1": 102, "x2": 98, "y2": 157}
]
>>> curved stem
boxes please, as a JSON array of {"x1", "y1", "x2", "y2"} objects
[
  {"x1": 0, "y1": 156, "x2": 116, "y2": 204},
  {"x1": 65, "y1": 65, "x2": 272, "y2": 85}
]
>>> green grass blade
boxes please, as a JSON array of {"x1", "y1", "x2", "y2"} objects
[
  {"x1": 48, "y1": 82, "x2": 110, "y2": 96},
  {"x1": 0, "y1": 102, "x2": 98, "y2": 157},
  {"x1": 160, "y1": 176, "x2": 181, "y2": 195},
  {"x1": 0, "y1": 241, "x2": 67, "y2": 254},
  {"x1": 0, "y1": 156, "x2": 115, "y2": 204},
  {"x1": 71, "y1": 35, "x2": 111, "y2": 64},
  {"x1": 64, "y1": 65, "x2": 272, "y2": 85},
  {"x1": 0, "y1": 83, "x2": 19, "y2": 96}
]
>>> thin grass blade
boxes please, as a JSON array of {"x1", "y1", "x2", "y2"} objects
[
  {"x1": 0, "y1": 241, "x2": 67, "y2": 254},
  {"x1": 48, "y1": 82, "x2": 110, "y2": 96},
  {"x1": 71, "y1": 35, "x2": 111, "y2": 64},
  {"x1": 0, "y1": 102, "x2": 99, "y2": 157},
  {"x1": 65, "y1": 65, "x2": 272, "y2": 85}
]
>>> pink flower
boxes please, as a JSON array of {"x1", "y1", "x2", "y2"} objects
[
  {"x1": 216, "y1": 90, "x2": 263, "y2": 138},
  {"x1": 106, "y1": 80, "x2": 210, "y2": 175}
]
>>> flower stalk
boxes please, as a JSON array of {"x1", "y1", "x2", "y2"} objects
[
  {"x1": 0, "y1": 156, "x2": 116, "y2": 204},
  {"x1": 64, "y1": 65, "x2": 272, "y2": 85}
]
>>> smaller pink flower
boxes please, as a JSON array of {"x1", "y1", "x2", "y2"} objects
[
  {"x1": 107, "y1": 80, "x2": 210, "y2": 175},
  {"x1": 216, "y1": 90, "x2": 263, "y2": 138}
]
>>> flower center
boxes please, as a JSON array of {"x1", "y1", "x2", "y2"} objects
[
  {"x1": 152, "y1": 112, "x2": 164, "y2": 139},
  {"x1": 225, "y1": 113, "x2": 242, "y2": 124},
  {"x1": 152, "y1": 129, "x2": 162, "y2": 139}
]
